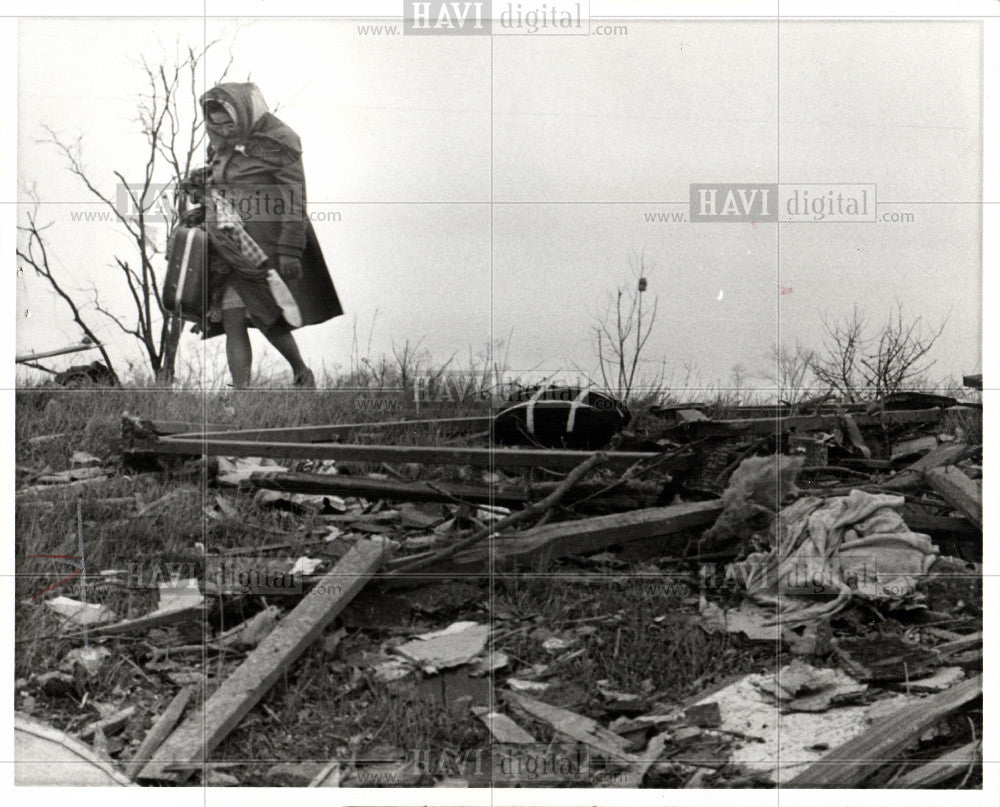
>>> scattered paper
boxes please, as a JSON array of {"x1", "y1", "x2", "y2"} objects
[
  {"x1": 751, "y1": 659, "x2": 867, "y2": 712},
  {"x1": 394, "y1": 621, "x2": 490, "y2": 673},
  {"x1": 217, "y1": 456, "x2": 288, "y2": 486},
  {"x1": 907, "y1": 666, "x2": 966, "y2": 693},
  {"x1": 45, "y1": 596, "x2": 115, "y2": 626},
  {"x1": 289, "y1": 557, "x2": 323, "y2": 576},
  {"x1": 697, "y1": 673, "x2": 915, "y2": 783},
  {"x1": 699, "y1": 599, "x2": 792, "y2": 642},
  {"x1": 157, "y1": 579, "x2": 204, "y2": 614},
  {"x1": 468, "y1": 651, "x2": 509, "y2": 677},
  {"x1": 506, "y1": 678, "x2": 550, "y2": 692},
  {"x1": 60, "y1": 646, "x2": 110, "y2": 677}
]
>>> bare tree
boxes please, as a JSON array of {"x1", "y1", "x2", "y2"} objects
[
  {"x1": 768, "y1": 342, "x2": 815, "y2": 406},
  {"x1": 31, "y1": 37, "x2": 235, "y2": 382},
  {"x1": 592, "y1": 252, "x2": 662, "y2": 402},
  {"x1": 17, "y1": 195, "x2": 118, "y2": 381},
  {"x1": 807, "y1": 304, "x2": 946, "y2": 402}
]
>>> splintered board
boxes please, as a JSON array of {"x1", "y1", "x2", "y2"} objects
[{"x1": 138, "y1": 540, "x2": 386, "y2": 781}]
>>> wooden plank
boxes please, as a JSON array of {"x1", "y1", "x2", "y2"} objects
[
  {"x1": 899, "y1": 504, "x2": 978, "y2": 538},
  {"x1": 249, "y1": 471, "x2": 664, "y2": 510},
  {"x1": 136, "y1": 437, "x2": 663, "y2": 472},
  {"x1": 506, "y1": 692, "x2": 637, "y2": 762},
  {"x1": 890, "y1": 435, "x2": 938, "y2": 462},
  {"x1": 716, "y1": 408, "x2": 943, "y2": 436},
  {"x1": 126, "y1": 686, "x2": 196, "y2": 780},
  {"x1": 170, "y1": 415, "x2": 493, "y2": 442},
  {"x1": 78, "y1": 706, "x2": 136, "y2": 740},
  {"x1": 891, "y1": 740, "x2": 980, "y2": 788},
  {"x1": 384, "y1": 500, "x2": 723, "y2": 585},
  {"x1": 788, "y1": 674, "x2": 982, "y2": 788},
  {"x1": 252, "y1": 471, "x2": 532, "y2": 507},
  {"x1": 475, "y1": 710, "x2": 537, "y2": 745},
  {"x1": 139, "y1": 540, "x2": 386, "y2": 780},
  {"x1": 16, "y1": 342, "x2": 98, "y2": 363},
  {"x1": 88, "y1": 604, "x2": 205, "y2": 638},
  {"x1": 881, "y1": 442, "x2": 973, "y2": 491},
  {"x1": 924, "y1": 466, "x2": 982, "y2": 528}
]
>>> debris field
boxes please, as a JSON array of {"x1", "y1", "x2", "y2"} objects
[{"x1": 15, "y1": 386, "x2": 983, "y2": 788}]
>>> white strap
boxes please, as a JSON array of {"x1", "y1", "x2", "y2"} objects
[
  {"x1": 174, "y1": 228, "x2": 198, "y2": 312},
  {"x1": 565, "y1": 387, "x2": 592, "y2": 433},
  {"x1": 524, "y1": 384, "x2": 550, "y2": 435}
]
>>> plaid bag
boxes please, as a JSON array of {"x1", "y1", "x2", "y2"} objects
[{"x1": 205, "y1": 190, "x2": 269, "y2": 279}]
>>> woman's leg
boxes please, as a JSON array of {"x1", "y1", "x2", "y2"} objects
[
  {"x1": 261, "y1": 321, "x2": 314, "y2": 386},
  {"x1": 222, "y1": 308, "x2": 253, "y2": 389}
]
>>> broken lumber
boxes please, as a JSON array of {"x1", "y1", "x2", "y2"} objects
[
  {"x1": 717, "y1": 407, "x2": 943, "y2": 436},
  {"x1": 87, "y1": 603, "x2": 205, "y2": 638},
  {"x1": 125, "y1": 686, "x2": 196, "y2": 780},
  {"x1": 249, "y1": 471, "x2": 662, "y2": 510},
  {"x1": 891, "y1": 740, "x2": 980, "y2": 788},
  {"x1": 881, "y1": 442, "x2": 973, "y2": 491},
  {"x1": 384, "y1": 499, "x2": 723, "y2": 585},
  {"x1": 391, "y1": 452, "x2": 606, "y2": 575},
  {"x1": 16, "y1": 341, "x2": 99, "y2": 363},
  {"x1": 475, "y1": 710, "x2": 537, "y2": 745},
  {"x1": 788, "y1": 674, "x2": 982, "y2": 788},
  {"x1": 923, "y1": 466, "x2": 982, "y2": 529},
  {"x1": 899, "y1": 503, "x2": 979, "y2": 538},
  {"x1": 171, "y1": 415, "x2": 493, "y2": 442},
  {"x1": 78, "y1": 706, "x2": 135, "y2": 740},
  {"x1": 130, "y1": 436, "x2": 663, "y2": 472},
  {"x1": 505, "y1": 692, "x2": 637, "y2": 762},
  {"x1": 138, "y1": 540, "x2": 386, "y2": 780}
]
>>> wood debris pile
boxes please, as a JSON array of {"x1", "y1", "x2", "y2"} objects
[{"x1": 16, "y1": 390, "x2": 983, "y2": 787}]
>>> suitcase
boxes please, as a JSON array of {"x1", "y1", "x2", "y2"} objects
[
  {"x1": 493, "y1": 385, "x2": 631, "y2": 450},
  {"x1": 163, "y1": 226, "x2": 209, "y2": 322}
]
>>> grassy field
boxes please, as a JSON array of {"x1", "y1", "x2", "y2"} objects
[
  {"x1": 14, "y1": 376, "x2": 780, "y2": 787},
  {"x1": 14, "y1": 376, "x2": 981, "y2": 787}
]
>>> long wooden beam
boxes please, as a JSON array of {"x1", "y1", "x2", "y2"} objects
[
  {"x1": 138, "y1": 539, "x2": 386, "y2": 781},
  {"x1": 168, "y1": 415, "x2": 493, "y2": 442},
  {"x1": 16, "y1": 342, "x2": 99, "y2": 363},
  {"x1": 139, "y1": 407, "x2": 948, "y2": 447},
  {"x1": 714, "y1": 407, "x2": 945, "y2": 436},
  {"x1": 881, "y1": 442, "x2": 975, "y2": 491},
  {"x1": 249, "y1": 471, "x2": 660, "y2": 509},
  {"x1": 924, "y1": 466, "x2": 983, "y2": 529},
  {"x1": 382, "y1": 499, "x2": 724, "y2": 585},
  {"x1": 132, "y1": 437, "x2": 664, "y2": 471},
  {"x1": 788, "y1": 674, "x2": 982, "y2": 788}
]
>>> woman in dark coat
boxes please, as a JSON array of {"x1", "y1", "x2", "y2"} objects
[{"x1": 189, "y1": 82, "x2": 342, "y2": 388}]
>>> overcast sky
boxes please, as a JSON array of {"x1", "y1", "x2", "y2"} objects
[{"x1": 16, "y1": 18, "x2": 982, "y2": 391}]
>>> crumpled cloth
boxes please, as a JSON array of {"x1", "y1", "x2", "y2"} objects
[
  {"x1": 730, "y1": 489, "x2": 938, "y2": 626},
  {"x1": 205, "y1": 190, "x2": 269, "y2": 278}
]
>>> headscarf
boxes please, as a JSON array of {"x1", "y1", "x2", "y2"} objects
[{"x1": 200, "y1": 82, "x2": 269, "y2": 148}]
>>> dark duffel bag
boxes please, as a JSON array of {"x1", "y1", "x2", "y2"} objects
[
  {"x1": 493, "y1": 385, "x2": 631, "y2": 450},
  {"x1": 163, "y1": 226, "x2": 209, "y2": 322}
]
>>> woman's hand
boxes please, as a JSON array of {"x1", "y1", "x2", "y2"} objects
[{"x1": 277, "y1": 255, "x2": 303, "y2": 280}]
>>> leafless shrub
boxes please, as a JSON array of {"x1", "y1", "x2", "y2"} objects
[{"x1": 806, "y1": 304, "x2": 946, "y2": 402}]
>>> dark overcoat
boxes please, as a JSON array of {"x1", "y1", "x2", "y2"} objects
[{"x1": 198, "y1": 83, "x2": 343, "y2": 338}]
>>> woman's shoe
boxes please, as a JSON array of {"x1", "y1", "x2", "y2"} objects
[{"x1": 294, "y1": 367, "x2": 316, "y2": 389}]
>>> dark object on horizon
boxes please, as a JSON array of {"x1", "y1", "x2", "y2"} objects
[
  {"x1": 963, "y1": 374, "x2": 982, "y2": 390},
  {"x1": 54, "y1": 361, "x2": 118, "y2": 387},
  {"x1": 870, "y1": 391, "x2": 959, "y2": 411},
  {"x1": 163, "y1": 225, "x2": 210, "y2": 322},
  {"x1": 493, "y1": 385, "x2": 631, "y2": 450}
]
